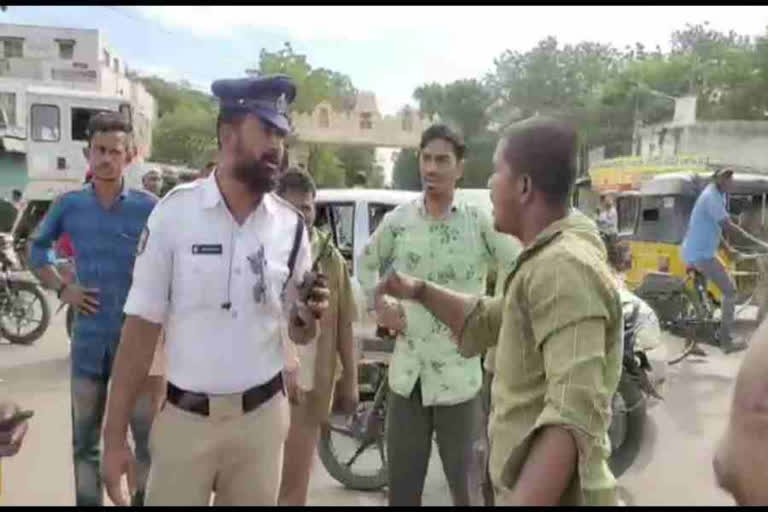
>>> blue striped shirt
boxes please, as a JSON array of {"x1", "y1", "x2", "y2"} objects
[{"x1": 28, "y1": 183, "x2": 157, "y2": 379}]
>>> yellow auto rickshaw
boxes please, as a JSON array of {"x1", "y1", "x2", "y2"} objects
[{"x1": 617, "y1": 170, "x2": 768, "y2": 303}]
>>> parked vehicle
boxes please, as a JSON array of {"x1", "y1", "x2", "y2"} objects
[{"x1": 0, "y1": 232, "x2": 50, "y2": 345}]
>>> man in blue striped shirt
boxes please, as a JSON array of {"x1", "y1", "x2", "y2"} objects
[{"x1": 28, "y1": 111, "x2": 160, "y2": 506}]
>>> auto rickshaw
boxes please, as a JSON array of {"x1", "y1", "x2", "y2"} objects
[{"x1": 617, "y1": 170, "x2": 768, "y2": 304}]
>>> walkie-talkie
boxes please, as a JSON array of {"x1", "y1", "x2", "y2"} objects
[{"x1": 295, "y1": 232, "x2": 333, "y2": 324}]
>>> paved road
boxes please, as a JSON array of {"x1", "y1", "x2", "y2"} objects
[{"x1": 0, "y1": 296, "x2": 746, "y2": 505}]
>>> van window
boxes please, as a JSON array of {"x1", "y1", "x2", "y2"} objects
[
  {"x1": 31, "y1": 104, "x2": 60, "y2": 142},
  {"x1": 369, "y1": 203, "x2": 396, "y2": 234},
  {"x1": 71, "y1": 107, "x2": 110, "y2": 141},
  {"x1": 314, "y1": 202, "x2": 355, "y2": 268}
]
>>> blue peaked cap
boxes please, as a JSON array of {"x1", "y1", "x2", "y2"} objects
[{"x1": 211, "y1": 74, "x2": 297, "y2": 133}]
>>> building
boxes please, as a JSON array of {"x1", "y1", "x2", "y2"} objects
[
  {"x1": 288, "y1": 91, "x2": 431, "y2": 171},
  {"x1": 0, "y1": 23, "x2": 156, "y2": 196},
  {"x1": 635, "y1": 95, "x2": 768, "y2": 172}
]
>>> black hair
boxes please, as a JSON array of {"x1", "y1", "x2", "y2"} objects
[
  {"x1": 87, "y1": 111, "x2": 133, "y2": 147},
  {"x1": 278, "y1": 167, "x2": 316, "y2": 197},
  {"x1": 11, "y1": 189, "x2": 21, "y2": 200},
  {"x1": 501, "y1": 116, "x2": 578, "y2": 205},
  {"x1": 599, "y1": 230, "x2": 630, "y2": 272},
  {"x1": 419, "y1": 123, "x2": 466, "y2": 161}
]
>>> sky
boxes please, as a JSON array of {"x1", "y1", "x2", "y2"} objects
[{"x1": 3, "y1": 6, "x2": 768, "y2": 117}]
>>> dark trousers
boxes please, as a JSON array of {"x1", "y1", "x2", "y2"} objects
[
  {"x1": 386, "y1": 380, "x2": 482, "y2": 506},
  {"x1": 71, "y1": 375, "x2": 154, "y2": 506},
  {"x1": 480, "y1": 369, "x2": 494, "y2": 506}
]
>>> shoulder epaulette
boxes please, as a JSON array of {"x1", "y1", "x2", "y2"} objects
[{"x1": 157, "y1": 180, "x2": 201, "y2": 205}]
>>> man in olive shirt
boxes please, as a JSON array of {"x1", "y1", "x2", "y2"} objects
[
  {"x1": 375, "y1": 117, "x2": 622, "y2": 506},
  {"x1": 359, "y1": 124, "x2": 520, "y2": 506},
  {"x1": 277, "y1": 169, "x2": 359, "y2": 506}
]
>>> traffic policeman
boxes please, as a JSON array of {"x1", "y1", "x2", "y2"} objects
[{"x1": 100, "y1": 75, "x2": 330, "y2": 506}]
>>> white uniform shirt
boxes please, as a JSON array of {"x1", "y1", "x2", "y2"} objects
[{"x1": 124, "y1": 173, "x2": 311, "y2": 394}]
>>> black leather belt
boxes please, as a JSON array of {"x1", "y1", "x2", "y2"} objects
[{"x1": 166, "y1": 373, "x2": 284, "y2": 417}]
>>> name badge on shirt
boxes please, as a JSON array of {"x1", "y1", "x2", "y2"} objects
[{"x1": 192, "y1": 244, "x2": 223, "y2": 255}]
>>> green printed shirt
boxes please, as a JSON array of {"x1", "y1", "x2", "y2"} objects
[
  {"x1": 358, "y1": 195, "x2": 521, "y2": 406},
  {"x1": 460, "y1": 210, "x2": 623, "y2": 506}
]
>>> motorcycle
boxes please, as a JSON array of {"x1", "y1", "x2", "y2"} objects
[
  {"x1": 317, "y1": 303, "x2": 661, "y2": 490},
  {"x1": 0, "y1": 233, "x2": 51, "y2": 345}
]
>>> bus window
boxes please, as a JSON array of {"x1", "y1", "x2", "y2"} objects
[{"x1": 71, "y1": 107, "x2": 110, "y2": 141}]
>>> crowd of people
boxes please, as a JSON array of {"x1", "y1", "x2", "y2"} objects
[{"x1": 0, "y1": 72, "x2": 766, "y2": 507}]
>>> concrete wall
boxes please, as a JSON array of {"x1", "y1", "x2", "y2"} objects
[
  {"x1": 638, "y1": 120, "x2": 768, "y2": 170},
  {"x1": 0, "y1": 24, "x2": 100, "y2": 89}
]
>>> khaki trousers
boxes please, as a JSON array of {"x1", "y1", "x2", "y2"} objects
[
  {"x1": 278, "y1": 385, "x2": 336, "y2": 506},
  {"x1": 145, "y1": 390, "x2": 289, "y2": 506}
]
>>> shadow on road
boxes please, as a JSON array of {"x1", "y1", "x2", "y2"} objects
[{"x1": 0, "y1": 356, "x2": 69, "y2": 391}]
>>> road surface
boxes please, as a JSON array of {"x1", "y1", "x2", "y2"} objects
[{"x1": 0, "y1": 295, "x2": 746, "y2": 506}]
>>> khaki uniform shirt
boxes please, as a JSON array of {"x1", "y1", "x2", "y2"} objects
[
  {"x1": 460, "y1": 210, "x2": 623, "y2": 506},
  {"x1": 296, "y1": 227, "x2": 358, "y2": 422}
]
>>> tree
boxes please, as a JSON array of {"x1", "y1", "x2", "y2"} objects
[
  {"x1": 392, "y1": 149, "x2": 420, "y2": 190},
  {"x1": 414, "y1": 79, "x2": 492, "y2": 140},
  {"x1": 258, "y1": 42, "x2": 358, "y2": 114},
  {"x1": 140, "y1": 75, "x2": 215, "y2": 119},
  {"x1": 308, "y1": 145, "x2": 345, "y2": 187},
  {"x1": 335, "y1": 145, "x2": 376, "y2": 186},
  {"x1": 151, "y1": 104, "x2": 217, "y2": 169}
]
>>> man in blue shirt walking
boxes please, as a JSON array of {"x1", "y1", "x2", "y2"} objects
[
  {"x1": 682, "y1": 168, "x2": 751, "y2": 354},
  {"x1": 28, "y1": 111, "x2": 161, "y2": 506}
]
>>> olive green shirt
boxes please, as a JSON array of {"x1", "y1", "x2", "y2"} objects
[
  {"x1": 308, "y1": 227, "x2": 357, "y2": 421},
  {"x1": 359, "y1": 195, "x2": 520, "y2": 406},
  {"x1": 460, "y1": 210, "x2": 623, "y2": 506}
]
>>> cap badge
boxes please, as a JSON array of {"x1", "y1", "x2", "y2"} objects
[{"x1": 276, "y1": 93, "x2": 288, "y2": 115}]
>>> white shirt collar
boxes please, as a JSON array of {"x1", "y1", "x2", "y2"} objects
[{"x1": 201, "y1": 169, "x2": 275, "y2": 216}]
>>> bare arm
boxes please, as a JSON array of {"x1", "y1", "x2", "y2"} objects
[
  {"x1": 501, "y1": 427, "x2": 577, "y2": 506},
  {"x1": 103, "y1": 315, "x2": 162, "y2": 447},
  {"x1": 721, "y1": 217, "x2": 768, "y2": 252},
  {"x1": 375, "y1": 272, "x2": 478, "y2": 338},
  {"x1": 32, "y1": 264, "x2": 65, "y2": 292}
]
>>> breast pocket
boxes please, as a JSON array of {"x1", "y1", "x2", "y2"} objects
[
  {"x1": 173, "y1": 252, "x2": 223, "y2": 312},
  {"x1": 263, "y1": 258, "x2": 291, "y2": 313},
  {"x1": 118, "y1": 226, "x2": 142, "y2": 254}
]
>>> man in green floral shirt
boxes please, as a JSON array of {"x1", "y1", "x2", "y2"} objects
[
  {"x1": 375, "y1": 118, "x2": 623, "y2": 506},
  {"x1": 358, "y1": 124, "x2": 520, "y2": 506}
]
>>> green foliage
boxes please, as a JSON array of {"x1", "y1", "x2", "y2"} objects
[
  {"x1": 258, "y1": 42, "x2": 358, "y2": 114},
  {"x1": 308, "y1": 145, "x2": 346, "y2": 188},
  {"x1": 140, "y1": 76, "x2": 215, "y2": 119},
  {"x1": 335, "y1": 145, "x2": 376, "y2": 186},
  {"x1": 151, "y1": 104, "x2": 217, "y2": 169},
  {"x1": 392, "y1": 149, "x2": 421, "y2": 191},
  {"x1": 482, "y1": 22, "x2": 768, "y2": 161}
]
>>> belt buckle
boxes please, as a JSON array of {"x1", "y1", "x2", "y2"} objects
[{"x1": 208, "y1": 393, "x2": 243, "y2": 420}]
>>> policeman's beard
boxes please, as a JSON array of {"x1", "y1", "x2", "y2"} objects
[{"x1": 232, "y1": 147, "x2": 280, "y2": 195}]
